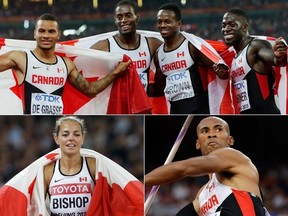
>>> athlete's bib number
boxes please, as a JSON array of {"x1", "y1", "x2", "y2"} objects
[
  {"x1": 233, "y1": 80, "x2": 251, "y2": 112},
  {"x1": 31, "y1": 93, "x2": 63, "y2": 115},
  {"x1": 164, "y1": 70, "x2": 194, "y2": 101}
]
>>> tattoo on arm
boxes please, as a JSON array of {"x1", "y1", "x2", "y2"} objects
[{"x1": 73, "y1": 73, "x2": 116, "y2": 97}]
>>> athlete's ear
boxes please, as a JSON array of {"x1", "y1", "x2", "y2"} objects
[
  {"x1": 177, "y1": 20, "x2": 182, "y2": 30},
  {"x1": 135, "y1": 13, "x2": 140, "y2": 23},
  {"x1": 243, "y1": 22, "x2": 249, "y2": 33},
  {"x1": 228, "y1": 135, "x2": 234, "y2": 147},
  {"x1": 33, "y1": 29, "x2": 36, "y2": 40},
  {"x1": 54, "y1": 135, "x2": 60, "y2": 146},
  {"x1": 195, "y1": 139, "x2": 200, "y2": 150},
  {"x1": 58, "y1": 30, "x2": 61, "y2": 40}
]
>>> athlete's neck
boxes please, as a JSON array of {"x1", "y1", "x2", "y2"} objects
[
  {"x1": 60, "y1": 154, "x2": 82, "y2": 175},
  {"x1": 164, "y1": 32, "x2": 184, "y2": 51},
  {"x1": 117, "y1": 32, "x2": 139, "y2": 50},
  {"x1": 33, "y1": 47, "x2": 56, "y2": 64},
  {"x1": 235, "y1": 35, "x2": 252, "y2": 55}
]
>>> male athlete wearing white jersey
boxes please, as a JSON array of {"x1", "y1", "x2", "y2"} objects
[
  {"x1": 222, "y1": 8, "x2": 287, "y2": 114},
  {"x1": 145, "y1": 116, "x2": 269, "y2": 216},
  {"x1": 91, "y1": 0, "x2": 163, "y2": 112},
  {"x1": 0, "y1": 13, "x2": 131, "y2": 114},
  {"x1": 151, "y1": 3, "x2": 229, "y2": 114}
]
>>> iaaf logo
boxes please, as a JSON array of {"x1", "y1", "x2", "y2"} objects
[{"x1": 35, "y1": 94, "x2": 61, "y2": 103}]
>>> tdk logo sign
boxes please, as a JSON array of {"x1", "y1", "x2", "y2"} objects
[
  {"x1": 35, "y1": 94, "x2": 61, "y2": 103},
  {"x1": 167, "y1": 72, "x2": 188, "y2": 82},
  {"x1": 234, "y1": 82, "x2": 245, "y2": 90}
]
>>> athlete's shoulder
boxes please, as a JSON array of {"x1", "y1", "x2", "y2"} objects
[
  {"x1": 86, "y1": 157, "x2": 96, "y2": 178},
  {"x1": 90, "y1": 38, "x2": 110, "y2": 51}
]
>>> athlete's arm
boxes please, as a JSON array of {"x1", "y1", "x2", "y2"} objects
[
  {"x1": 90, "y1": 39, "x2": 110, "y2": 52},
  {"x1": 189, "y1": 43, "x2": 229, "y2": 80},
  {"x1": 250, "y1": 39, "x2": 287, "y2": 73},
  {"x1": 273, "y1": 37, "x2": 287, "y2": 66},
  {"x1": 145, "y1": 148, "x2": 248, "y2": 186},
  {"x1": 147, "y1": 51, "x2": 166, "y2": 97},
  {"x1": 66, "y1": 57, "x2": 131, "y2": 97},
  {"x1": 43, "y1": 162, "x2": 54, "y2": 197},
  {"x1": 0, "y1": 50, "x2": 26, "y2": 83},
  {"x1": 147, "y1": 37, "x2": 163, "y2": 56}
]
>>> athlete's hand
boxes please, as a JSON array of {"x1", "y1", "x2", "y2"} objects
[
  {"x1": 113, "y1": 59, "x2": 132, "y2": 75},
  {"x1": 273, "y1": 37, "x2": 287, "y2": 60},
  {"x1": 213, "y1": 63, "x2": 230, "y2": 80}
]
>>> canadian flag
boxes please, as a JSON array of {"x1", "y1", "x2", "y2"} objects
[
  {"x1": 180, "y1": 31, "x2": 236, "y2": 114},
  {"x1": 0, "y1": 148, "x2": 143, "y2": 216},
  {"x1": 1, "y1": 31, "x2": 286, "y2": 114}
]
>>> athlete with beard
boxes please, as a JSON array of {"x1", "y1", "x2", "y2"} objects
[
  {"x1": 145, "y1": 116, "x2": 269, "y2": 216},
  {"x1": 0, "y1": 13, "x2": 131, "y2": 114},
  {"x1": 222, "y1": 8, "x2": 287, "y2": 114},
  {"x1": 150, "y1": 3, "x2": 229, "y2": 114}
]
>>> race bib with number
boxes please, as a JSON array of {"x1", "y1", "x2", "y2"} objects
[
  {"x1": 31, "y1": 93, "x2": 63, "y2": 115},
  {"x1": 164, "y1": 70, "x2": 194, "y2": 102},
  {"x1": 233, "y1": 80, "x2": 251, "y2": 112}
]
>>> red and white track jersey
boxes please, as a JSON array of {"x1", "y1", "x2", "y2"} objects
[
  {"x1": 157, "y1": 39, "x2": 195, "y2": 102},
  {"x1": 199, "y1": 174, "x2": 266, "y2": 216},
  {"x1": 22, "y1": 51, "x2": 68, "y2": 114},
  {"x1": 108, "y1": 35, "x2": 151, "y2": 91},
  {"x1": 230, "y1": 39, "x2": 279, "y2": 114},
  {"x1": 49, "y1": 157, "x2": 95, "y2": 215}
]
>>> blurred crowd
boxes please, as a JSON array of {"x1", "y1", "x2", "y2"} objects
[
  {"x1": 0, "y1": 0, "x2": 287, "y2": 41},
  {"x1": 0, "y1": 116, "x2": 144, "y2": 185}
]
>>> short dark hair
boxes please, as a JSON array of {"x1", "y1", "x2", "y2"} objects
[
  {"x1": 158, "y1": 3, "x2": 181, "y2": 21},
  {"x1": 35, "y1": 13, "x2": 60, "y2": 29},
  {"x1": 227, "y1": 8, "x2": 249, "y2": 23},
  {"x1": 115, "y1": 0, "x2": 138, "y2": 14}
]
